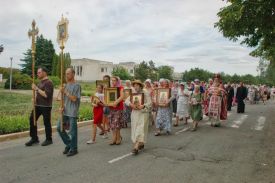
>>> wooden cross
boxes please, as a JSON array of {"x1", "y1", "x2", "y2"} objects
[
  {"x1": 28, "y1": 20, "x2": 39, "y2": 126},
  {"x1": 28, "y1": 20, "x2": 39, "y2": 53}
]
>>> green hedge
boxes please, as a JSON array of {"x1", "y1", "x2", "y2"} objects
[
  {"x1": 0, "y1": 115, "x2": 29, "y2": 135},
  {"x1": 4, "y1": 73, "x2": 32, "y2": 90},
  {"x1": 78, "y1": 105, "x2": 93, "y2": 121}
]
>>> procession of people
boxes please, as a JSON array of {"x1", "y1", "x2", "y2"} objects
[{"x1": 25, "y1": 67, "x2": 274, "y2": 157}]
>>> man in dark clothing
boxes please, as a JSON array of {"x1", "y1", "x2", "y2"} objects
[
  {"x1": 236, "y1": 82, "x2": 247, "y2": 113},
  {"x1": 25, "y1": 67, "x2": 54, "y2": 146},
  {"x1": 226, "y1": 84, "x2": 234, "y2": 111}
]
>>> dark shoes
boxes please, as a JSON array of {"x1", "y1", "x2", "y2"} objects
[
  {"x1": 41, "y1": 139, "x2": 53, "y2": 146},
  {"x1": 25, "y1": 139, "x2": 39, "y2": 146},
  {"x1": 66, "y1": 150, "x2": 78, "y2": 157},
  {"x1": 138, "y1": 144, "x2": 144, "y2": 150},
  {"x1": 132, "y1": 148, "x2": 139, "y2": 155},
  {"x1": 63, "y1": 147, "x2": 70, "y2": 154}
]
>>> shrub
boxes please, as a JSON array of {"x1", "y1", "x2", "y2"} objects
[
  {"x1": 4, "y1": 73, "x2": 32, "y2": 90},
  {"x1": 48, "y1": 76, "x2": 61, "y2": 88},
  {"x1": 78, "y1": 104, "x2": 93, "y2": 121},
  {"x1": 0, "y1": 115, "x2": 29, "y2": 135}
]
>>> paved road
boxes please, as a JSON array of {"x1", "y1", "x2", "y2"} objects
[{"x1": 1, "y1": 102, "x2": 275, "y2": 183}]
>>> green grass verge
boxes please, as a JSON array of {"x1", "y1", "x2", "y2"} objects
[{"x1": 0, "y1": 90, "x2": 93, "y2": 135}]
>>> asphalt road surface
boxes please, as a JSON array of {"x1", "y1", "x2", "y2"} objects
[{"x1": 1, "y1": 101, "x2": 275, "y2": 183}]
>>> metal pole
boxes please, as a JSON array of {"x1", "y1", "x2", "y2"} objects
[{"x1": 9, "y1": 57, "x2": 13, "y2": 91}]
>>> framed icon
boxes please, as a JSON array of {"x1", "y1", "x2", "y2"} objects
[
  {"x1": 57, "y1": 15, "x2": 69, "y2": 45},
  {"x1": 91, "y1": 95, "x2": 102, "y2": 105},
  {"x1": 131, "y1": 93, "x2": 144, "y2": 106},
  {"x1": 157, "y1": 88, "x2": 171, "y2": 106},
  {"x1": 104, "y1": 87, "x2": 120, "y2": 106},
  {"x1": 123, "y1": 89, "x2": 132, "y2": 100},
  {"x1": 96, "y1": 80, "x2": 110, "y2": 88}
]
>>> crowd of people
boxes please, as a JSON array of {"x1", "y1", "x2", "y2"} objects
[{"x1": 24, "y1": 67, "x2": 274, "y2": 157}]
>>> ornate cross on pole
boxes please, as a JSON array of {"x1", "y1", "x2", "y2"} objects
[
  {"x1": 57, "y1": 15, "x2": 69, "y2": 131},
  {"x1": 28, "y1": 20, "x2": 39, "y2": 126}
]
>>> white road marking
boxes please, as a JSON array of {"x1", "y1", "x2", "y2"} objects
[
  {"x1": 253, "y1": 116, "x2": 266, "y2": 131},
  {"x1": 108, "y1": 153, "x2": 133, "y2": 164},
  {"x1": 230, "y1": 114, "x2": 248, "y2": 128},
  {"x1": 175, "y1": 127, "x2": 190, "y2": 135}
]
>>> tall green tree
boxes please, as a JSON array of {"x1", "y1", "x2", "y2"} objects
[
  {"x1": 21, "y1": 35, "x2": 55, "y2": 75},
  {"x1": 134, "y1": 61, "x2": 150, "y2": 82},
  {"x1": 52, "y1": 52, "x2": 71, "y2": 79},
  {"x1": 112, "y1": 66, "x2": 132, "y2": 80},
  {"x1": 182, "y1": 68, "x2": 212, "y2": 82},
  {"x1": 158, "y1": 66, "x2": 173, "y2": 81},
  {"x1": 215, "y1": 0, "x2": 275, "y2": 62}
]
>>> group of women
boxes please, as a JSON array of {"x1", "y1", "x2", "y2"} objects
[{"x1": 87, "y1": 74, "x2": 228, "y2": 155}]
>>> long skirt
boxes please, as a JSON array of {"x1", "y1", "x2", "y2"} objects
[
  {"x1": 190, "y1": 104, "x2": 202, "y2": 121},
  {"x1": 131, "y1": 110, "x2": 149, "y2": 143},
  {"x1": 156, "y1": 107, "x2": 172, "y2": 132},
  {"x1": 109, "y1": 110, "x2": 123, "y2": 130},
  {"x1": 176, "y1": 100, "x2": 189, "y2": 118}
]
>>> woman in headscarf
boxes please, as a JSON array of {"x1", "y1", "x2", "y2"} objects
[
  {"x1": 108, "y1": 76, "x2": 124, "y2": 145},
  {"x1": 189, "y1": 85, "x2": 203, "y2": 131},
  {"x1": 174, "y1": 82, "x2": 190, "y2": 126},
  {"x1": 155, "y1": 79, "x2": 174, "y2": 136},
  {"x1": 125, "y1": 80, "x2": 152, "y2": 155}
]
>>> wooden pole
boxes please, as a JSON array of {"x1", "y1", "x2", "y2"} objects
[
  {"x1": 60, "y1": 40, "x2": 64, "y2": 131},
  {"x1": 28, "y1": 20, "x2": 39, "y2": 127}
]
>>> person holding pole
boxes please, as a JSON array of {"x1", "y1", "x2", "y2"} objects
[
  {"x1": 25, "y1": 67, "x2": 54, "y2": 146},
  {"x1": 57, "y1": 67, "x2": 81, "y2": 157}
]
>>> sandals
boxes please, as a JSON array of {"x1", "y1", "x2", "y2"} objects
[
  {"x1": 190, "y1": 127, "x2": 197, "y2": 132},
  {"x1": 173, "y1": 123, "x2": 179, "y2": 127},
  {"x1": 132, "y1": 148, "x2": 139, "y2": 155},
  {"x1": 154, "y1": 132, "x2": 160, "y2": 136},
  {"x1": 116, "y1": 137, "x2": 122, "y2": 145},
  {"x1": 138, "y1": 144, "x2": 144, "y2": 150},
  {"x1": 109, "y1": 141, "x2": 116, "y2": 145}
]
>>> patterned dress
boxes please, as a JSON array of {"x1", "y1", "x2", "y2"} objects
[
  {"x1": 207, "y1": 86, "x2": 227, "y2": 125},
  {"x1": 156, "y1": 93, "x2": 174, "y2": 132}
]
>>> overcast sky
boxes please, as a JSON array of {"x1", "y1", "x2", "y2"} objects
[{"x1": 0, "y1": 0, "x2": 259, "y2": 75}]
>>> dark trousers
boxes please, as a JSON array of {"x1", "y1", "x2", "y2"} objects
[
  {"x1": 227, "y1": 98, "x2": 233, "y2": 111},
  {"x1": 29, "y1": 106, "x2": 52, "y2": 141},
  {"x1": 172, "y1": 98, "x2": 177, "y2": 113},
  {"x1": 237, "y1": 100, "x2": 245, "y2": 113}
]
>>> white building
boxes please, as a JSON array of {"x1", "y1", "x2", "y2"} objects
[
  {"x1": 114, "y1": 62, "x2": 136, "y2": 76},
  {"x1": 71, "y1": 58, "x2": 137, "y2": 82}
]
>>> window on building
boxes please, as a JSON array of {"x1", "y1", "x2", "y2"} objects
[
  {"x1": 77, "y1": 66, "x2": 79, "y2": 76},
  {"x1": 105, "y1": 67, "x2": 107, "y2": 72},
  {"x1": 130, "y1": 69, "x2": 134, "y2": 74},
  {"x1": 101, "y1": 68, "x2": 104, "y2": 72},
  {"x1": 80, "y1": 66, "x2": 82, "y2": 76}
]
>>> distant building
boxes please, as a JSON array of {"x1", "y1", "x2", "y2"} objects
[
  {"x1": 173, "y1": 72, "x2": 183, "y2": 81},
  {"x1": 114, "y1": 62, "x2": 137, "y2": 76},
  {"x1": 71, "y1": 58, "x2": 137, "y2": 82}
]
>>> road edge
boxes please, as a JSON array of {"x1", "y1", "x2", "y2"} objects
[{"x1": 0, "y1": 120, "x2": 93, "y2": 142}]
